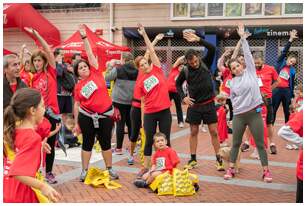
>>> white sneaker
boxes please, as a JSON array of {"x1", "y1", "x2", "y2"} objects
[
  {"x1": 178, "y1": 122, "x2": 184, "y2": 128},
  {"x1": 201, "y1": 125, "x2": 207, "y2": 132}
]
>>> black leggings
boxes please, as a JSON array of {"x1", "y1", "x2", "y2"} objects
[
  {"x1": 169, "y1": 92, "x2": 184, "y2": 123},
  {"x1": 272, "y1": 87, "x2": 291, "y2": 123},
  {"x1": 296, "y1": 178, "x2": 303, "y2": 203},
  {"x1": 130, "y1": 106, "x2": 141, "y2": 143},
  {"x1": 226, "y1": 99, "x2": 233, "y2": 121},
  {"x1": 78, "y1": 112, "x2": 113, "y2": 151},
  {"x1": 143, "y1": 108, "x2": 172, "y2": 156},
  {"x1": 45, "y1": 115, "x2": 59, "y2": 173},
  {"x1": 113, "y1": 102, "x2": 131, "y2": 149}
]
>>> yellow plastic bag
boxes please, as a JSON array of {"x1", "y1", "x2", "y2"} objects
[
  {"x1": 93, "y1": 141, "x2": 102, "y2": 153},
  {"x1": 149, "y1": 169, "x2": 199, "y2": 197},
  {"x1": 84, "y1": 167, "x2": 121, "y2": 189},
  {"x1": 172, "y1": 169, "x2": 195, "y2": 196},
  {"x1": 4, "y1": 143, "x2": 49, "y2": 203},
  {"x1": 138, "y1": 128, "x2": 146, "y2": 166}
]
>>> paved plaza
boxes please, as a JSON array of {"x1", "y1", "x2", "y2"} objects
[{"x1": 53, "y1": 106, "x2": 298, "y2": 203}]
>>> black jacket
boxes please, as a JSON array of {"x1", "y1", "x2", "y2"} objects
[
  {"x1": 3, "y1": 76, "x2": 27, "y2": 109},
  {"x1": 176, "y1": 38, "x2": 216, "y2": 103}
]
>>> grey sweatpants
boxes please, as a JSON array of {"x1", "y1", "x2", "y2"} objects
[{"x1": 230, "y1": 108, "x2": 268, "y2": 166}]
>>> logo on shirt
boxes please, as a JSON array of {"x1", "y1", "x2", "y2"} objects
[
  {"x1": 279, "y1": 70, "x2": 290, "y2": 80},
  {"x1": 81, "y1": 80, "x2": 98, "y2": 99},
  {"x1": 156, "y1": 157, "x2": 166, "y2": 171},
  {"x1": 35, "y1": 78, "x2": 48, "y2": 92},
  {"x1": 225, "y1": 79, "x2": 232, "y2": 88},
  {"x1": 143, "y1": 75, "x2": 159, "y2": 92}
]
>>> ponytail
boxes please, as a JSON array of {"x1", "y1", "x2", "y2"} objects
[{"x1": 3, "y1": 105, "x2": 17, "y2": 155}]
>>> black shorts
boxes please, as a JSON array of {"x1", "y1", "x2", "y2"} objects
[
  {"x1": 186, "y1": 101, "x2": 217, "y2": 125},
  {"x1": 266, "y1": 98, "x2": 274, "y2": 125},
  {"x1": 57, "y1": 95, "x2": 73, "y2": 114}
]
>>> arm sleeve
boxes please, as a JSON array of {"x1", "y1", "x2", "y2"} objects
[
  {"x1": 241, "y1": 38, "x2": 256, "y2": 74},
  {"x1": 104, "y1": 67, "x2": 118, "y2": 82},
  {"x1": 199, "y1": 38, "x2": 216, "y2": 68},
  {"x1": 169, "y1": 149, "x2": 180, "y2": 167},
  {"x1": 278, "y1": 126, "x2": 303, "y2": 146},
  {"x1": 175, "y1": 70, "x2": 187, "y2": 101},
  {"x1": 217, "y1": 56, "x2": 226, "y2": 72}
]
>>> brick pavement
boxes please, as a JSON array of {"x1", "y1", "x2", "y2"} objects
[{"x1": 53, "y1": 106, "x2": 299, "y2": 203}]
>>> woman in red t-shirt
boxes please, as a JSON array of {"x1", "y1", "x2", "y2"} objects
[
  {"x1": 168, "y1": 56, "x2": 185, "y2": 128},
  {"x1": 24, "y1": 27, "x2": 60, "y2": 184},
  {"x1": 73, "y1": 24, "x2": 119, "y2": 181},
  {"x1": 3, "y1": 88, "x2": 61, "y2": 203},
  {"x1": 134, "y1": 24, "x2": 172, "y2": 177}
]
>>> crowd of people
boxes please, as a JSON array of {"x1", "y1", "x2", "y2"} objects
[{"x1": 3, "y1": 23, "x2": 303, "y2": 203}]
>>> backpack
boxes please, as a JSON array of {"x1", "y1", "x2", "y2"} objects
[{"x1": 62, "y1": 70, "x2": 75, "y2": 92}]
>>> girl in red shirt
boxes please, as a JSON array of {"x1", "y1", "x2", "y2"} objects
[
  {"x1": 134, "y1": 24, "x2": 172, "y2": 177},
  {"x1": 3, "y1": 88, "x2": 61, "y2": 203},
  {"x1": 25, "y1": 27, "x2": 60, "y2": 184},
  {"x1": 73, "y1": 24, "x2": 119, "y2": 181},
  {"x1": 168, "y1": 56, "x2": 185, "y2": 128}
]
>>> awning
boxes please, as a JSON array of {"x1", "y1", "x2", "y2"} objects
[{"x1": 4, "y1": 3, "x2": 61, "y2": 47}]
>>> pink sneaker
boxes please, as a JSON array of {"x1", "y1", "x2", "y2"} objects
[
  {"x1": 224, "y1": 168, "x2": 235, "y2": 180},
  {"x1": 45, "y1": 172, "x2": 58, "y2": 184},
  {"x1": 263, "y1": 169, "x2": 273, "y2": 183}
]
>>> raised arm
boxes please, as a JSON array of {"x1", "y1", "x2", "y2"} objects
[
  {"x1": 276, "y1": 29, "x2": 298, "y2": 70},
  {"x1": 231, "y1": 39, "x2": 241, "y2": 59},
  {"x1": 79, "y1": 24, "x2": 98, "y2": 69},
  {"x1": 237, "y1": 23, "x2": 255, "y2": 73},
  {"x1": 24, "y1": 27, "x2": 55, "y2": 68},
  {"x1": 173, "y1": 56, "x2": 185, "y2": 68},
  {"x1": 217, "y1": 49, "x2": 231, "y2": 72},
  {"x1": 144, "y1": 33, "x2": 164, "y2": 61},
  {"x1": 137, "y1": 24, "x2": 161, "y2": 68},
  {"x1": 19, "y1": 44, "x2": 27, "y2": 68},
  {"x1": 183, "y1": 31, "x2": 216, "y2": 68}
]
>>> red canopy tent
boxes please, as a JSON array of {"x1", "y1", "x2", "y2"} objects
[
  {"x1": 56, "y1": 25, "x2": 130, "y2": 71},
  {"x1": 4, "y1": 48, "x2": 16, "y2": 55},
  {"x1": 3, "y1": 3, "x2": 61, "y2": 47}
]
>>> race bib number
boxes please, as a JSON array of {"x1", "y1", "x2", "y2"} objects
[
  {"x1": 257, "y1": 77, "x2": 263, "y2": 87},
  {"x1": 81, "y1": 80, "x2": 98, "y2": 99},
  {"x1": 144, "y1": 75, "x2": 159, "y2": 92},
  {"x1": 279, "y1": 70, "x2": 290, "y2": 80},
  {"x1": 156, "y1": 157, "x2": 166, "y2": 171},
  {"x1": 225, "y1": 79, "x2": 232, "y2": 88}
]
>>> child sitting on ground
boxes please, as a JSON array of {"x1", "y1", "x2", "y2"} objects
[
  {"x1": 62, "y1": 114, "x2": 81, "y2": 148},
  {"x1": 134, "y1": 132, "x2": 180, "y2": 188}
]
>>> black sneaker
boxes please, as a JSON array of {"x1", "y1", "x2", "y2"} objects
[
  {"x1": 270, "y1": 144, "x2": 277, "y2": 154},
  {"x1": 194, "y1": 183, "x2": 200, "y2": 192},
  {"x1": 134, "y1": 179, "x2": 148, "y2": 188},
  {"x1": 241, "y1": 142, "x2": 250, "y2": 152}
]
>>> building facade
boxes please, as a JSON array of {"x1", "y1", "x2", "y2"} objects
[{"x1": 3, "y1": 3, "x2": 303, "y2": 84}]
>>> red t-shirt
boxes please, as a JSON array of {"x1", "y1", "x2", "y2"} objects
[
  {"x1": 152, "y1": 147, "x2": 180, "y2": 173},
  {"x1": 132, "y1": 71, "x2": 143, "y2": 108},
  {"x1": 221, "y1": 75, "x2": 232, "y2": 96},
  {"x1": 10, "y1": 83, "x2": 17, "y2": 93},
  {"x1": 277, "y1": 66, "x2": 290, "y2": 88},
  {"x1": 286, "y1": 110, "x2": 303, "y2": 180},
  {"x1": 167, "y1": 66, "x2": 180, "y2": 93},
  {"x1": 3, "y1": 128, "x2": 41, "y2": 203},
  {"x1": 35, "y1": 117, "x2": 51, "y2": 140},
  {"x1": 74, "y1": 66, "x2": 112, "y2": 113},
  {"x1": 134, "y1": 65, "x2": 171, "y2": 114},
  {"x1": 32, "y1": 65, "x2": 59, "y2": 114},
  {"x1": 222, "y1": 67, "x2": 231, "y2": 80},
  {"x1": 216, "y1": 106, "x2": 228, "y2": 143},
  {"x1": 256, "y1": 64, "x2": 279, "y2": 98},
  {"x1": 20, "y1": 67, "x2": 33, "y2": 87}
]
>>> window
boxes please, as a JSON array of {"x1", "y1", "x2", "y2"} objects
[
  {"x1": 264, "y1": 3, "x2": 282, "y2": 16},
  {"x1": 171, "y1": 3, "x2": 302, "y2": 20},
  {"x1": 225, "y1": 3, "x2": 242, "y2": 17},
  {"x1": 284, "y1": 3, "x2": 303, "y2": 14},
  {"x1": 190, "y1": 3, "x2": 205, "y2": 18},
  {"x1": 245, "y1": 3, "x2": 262, "y2": 15},
  {"x1": 31, "y1": 3, "x2": 101, "y2": 10}
]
